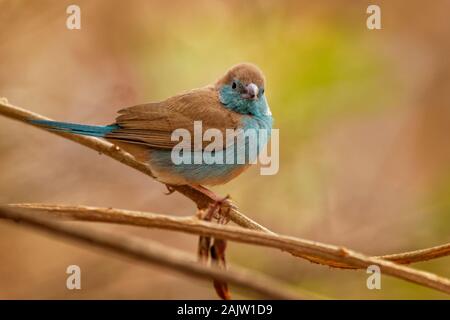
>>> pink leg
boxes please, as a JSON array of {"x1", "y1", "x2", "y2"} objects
[{"x1": 188, "y1": 184, "x2": 229, "y2": 203}]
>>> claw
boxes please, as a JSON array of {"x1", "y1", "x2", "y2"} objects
[
  {"x1": 164, "y1": 184, "x2": 176, "y2": 195},
  {"x1": 203, "y1": 194, "x2": 231, "y2": 223}
]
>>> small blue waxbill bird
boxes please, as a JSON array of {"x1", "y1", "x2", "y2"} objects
[{"x1": 32, "y1": 63, "x2": 273, "y2": 199}]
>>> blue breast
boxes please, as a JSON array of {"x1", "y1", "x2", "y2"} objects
[{"x1": 149, "y1": 98, "x2": 273, "y2": 185}]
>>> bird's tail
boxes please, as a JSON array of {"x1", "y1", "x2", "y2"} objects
[{"x1": 30, "y1": 120, "x2": 118, "y2": 137}]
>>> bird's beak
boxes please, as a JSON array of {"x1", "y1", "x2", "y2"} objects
[{"x1": 241, "y1": 83, "x2": 259, "y2": 100}]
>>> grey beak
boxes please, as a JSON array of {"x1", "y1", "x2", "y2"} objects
[{"x1": 242, "y1": 83, "x2": 259, "y2": 100}]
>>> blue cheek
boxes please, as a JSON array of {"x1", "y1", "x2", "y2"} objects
[
  {"x1": 219, "y1": 86, "x2": 243, "y2": 110},
  {"x1": 221, "y1": 88, "x2": 270, "y2": 118},
  {"x1": 219, "y1": 85, "x2": 257, "y2": 115}
]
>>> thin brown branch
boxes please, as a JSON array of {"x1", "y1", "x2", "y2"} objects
[
  {"x1": 376, "y1": 243, "x2": 450, "y2": 265},
  {"x1": 0, "y1": 207, "x2": 304, "y2": 300},
  {"x1": 7, "y1": 203, "x2": 450, "y2": 295}
]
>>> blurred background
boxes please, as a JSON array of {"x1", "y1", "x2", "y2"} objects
[{"x1": 0, "y1": 0, "x2": 449, "y2": 299}]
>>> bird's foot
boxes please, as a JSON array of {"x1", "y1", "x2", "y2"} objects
[
  {"x1": 164, "y1": 184, "x2": 176, "y2": 195},
  {"x1": 202, "y1": 194, "x2": 231, "y2": 224},
  {"x1": 190, "y1": 185, "x2": 235, "y2": 224}
]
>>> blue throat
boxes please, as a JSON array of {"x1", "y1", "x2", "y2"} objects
[
  {"x1": 219, "y1": 83, "x2": 273, "y2": 144},
  {"x1": 219, "y1": 84, "x2": 271, "y2": 118}
]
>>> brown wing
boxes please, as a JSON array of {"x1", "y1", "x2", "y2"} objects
[{"x1": 106, "y1": 86, "x2": 241, "y2": 150}]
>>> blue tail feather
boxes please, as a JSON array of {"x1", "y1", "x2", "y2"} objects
[{"x1": 30, "y1": 120, "x2": 118, "y2": 137}]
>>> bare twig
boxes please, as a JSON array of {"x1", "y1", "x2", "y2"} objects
[
  {"x1": 6, "y1": 203, "x2": 450, "y2": 295},
  {"x1": 9, "y1": 203, "x2": 450, "y2": 267},
  {"x1": 0, "y1": 207, "x2": 304, "y2": 300},
  {"x1": 376, "y1": 243, "x2": 450, "y2": 265}
]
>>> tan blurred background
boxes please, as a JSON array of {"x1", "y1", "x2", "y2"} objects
[{"x1": 0, "y1": 0, "x2": 449, "y2": 299}]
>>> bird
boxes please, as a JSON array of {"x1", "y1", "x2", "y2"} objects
[{"x1": 31, "y1": 63, "x2": 273, "y2": 201}]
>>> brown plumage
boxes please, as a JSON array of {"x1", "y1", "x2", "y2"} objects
[{"x1": 107, "y1": 86, "x2": 241, "y2": 150}]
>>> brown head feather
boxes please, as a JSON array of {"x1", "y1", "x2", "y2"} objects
[{"x1": 215, "y1": 63, "x2": 265, "y2": 89}]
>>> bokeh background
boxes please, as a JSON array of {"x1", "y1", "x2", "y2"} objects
[{"x1": 0, "y1": 0, "x2": 449, "y2": 299}]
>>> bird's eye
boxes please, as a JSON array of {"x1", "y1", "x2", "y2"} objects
[{"x1": 232, "y1": 81, "x2": 237, "y2": 89}]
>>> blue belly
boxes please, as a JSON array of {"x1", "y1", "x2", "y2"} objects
[{"x1": 149, "y1": 115, "x2": 273, "y2": 185}]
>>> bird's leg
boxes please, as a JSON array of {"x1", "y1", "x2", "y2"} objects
[
  {"x1": 189, "y1": 184, "x2": 226, "y2": 203},
  {"x1": 205, "y1": 194, "x2": 230, "y2": 222},
  {"x1": 164, "y1": 184, "x2": 176, "y2": 195},
  {"x1": 189, "y1": 184, "x2": 233, "y2": 224}
]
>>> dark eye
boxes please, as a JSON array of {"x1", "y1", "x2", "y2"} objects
[
  {"x1": 232, "y1": 81, "x2": 237, "y2": 89},
  {"x1": 261, "y1": 88, "x2": 265, "y2": 95}
]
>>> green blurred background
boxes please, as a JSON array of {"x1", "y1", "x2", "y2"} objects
[{"x1": 0, "y1": 0, "x2": 449, "y2": 299}]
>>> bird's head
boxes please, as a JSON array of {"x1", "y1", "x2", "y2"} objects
[{"x1": 216, "y1": 63, "x2": 269, "y2": 116}]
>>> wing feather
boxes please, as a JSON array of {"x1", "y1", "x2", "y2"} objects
[{"x1": 106, "y1": 86, "x2": 241, "y2": 150}]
